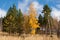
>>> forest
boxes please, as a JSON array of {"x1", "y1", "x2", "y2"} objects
[{"x1": 1, "y1": 3, "x2": 60, "y2": 37}]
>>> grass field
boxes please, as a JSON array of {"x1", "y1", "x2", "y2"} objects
[{"x1": 0, "y1": 34, "x2": 59, "y2": 40}]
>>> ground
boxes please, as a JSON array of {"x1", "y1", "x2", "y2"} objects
[{"x1": 0, "y1": 34, "x2": 59, "y2": 40}]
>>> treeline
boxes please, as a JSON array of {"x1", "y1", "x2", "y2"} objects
[
  {"x1": 2, "y1": 4, "x2": 60, "y2": 35},
  {"x1": 2, "y1": 5, "x2": 24, "y2": 35}
]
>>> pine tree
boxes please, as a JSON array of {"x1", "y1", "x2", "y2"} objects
[
  {"x1": 37, "y1": 14, "x2": 43, "y2": 34},
  {"x1": 38, "y1": 14, "x2": 43, "y2": 26},
  {"x1": 2, "y1": 4, "x2": 18, "y2": 34},
  {"x1": 42, "y1": 4, "x2": 51, "y2": 35},
  {"x1": 42, "y1": 5, "x2": 51, "y2": 25},
  {"x1": 17, "y1": 9, "x2": 24, "y2": 35}
]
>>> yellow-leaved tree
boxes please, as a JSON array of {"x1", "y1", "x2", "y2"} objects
[
  {"x1": 29, "y1": 3, "x2": 39, "y2": 35},
  {"x1": 23, "y1": 14, "x2": 31, "y2": 34}
]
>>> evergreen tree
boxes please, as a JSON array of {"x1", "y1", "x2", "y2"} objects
[
  {"x1": 38, "y1": 14, "x2": 43, "y2": 26},
  {"x1": 37, "y1": 14, "x2": 43, "y2": 34},
  {"x1": 17, "y1": 9, "x2": 24, "y2": 35},
  {"x1": 2, "y1": 4, "x2": 18, "y2": 34},
  {"x1": 42, "y1": 5, "x2": 51, "y2": 25},
  {"x1": 42, "y1": 4, "x2": 51, "y2": 35}
]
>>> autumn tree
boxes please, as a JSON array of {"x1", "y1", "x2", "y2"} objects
[
  {"x1": 23, "y1": 14, "x2": 31, "y2": 34},
  {"x1": 57, "y1": 20, "x2": 60, "y2": 37},
  {"x1": 29, "y1": 3, "x2": 39, "y2": 35}
]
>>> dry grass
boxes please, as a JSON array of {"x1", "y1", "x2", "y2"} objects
[
  {"x1": 0, "y1": 32, "x2": 59, "y2": 40},
  {"x1": 0, "y1": 34, "x2": 59, "y2": 40}
]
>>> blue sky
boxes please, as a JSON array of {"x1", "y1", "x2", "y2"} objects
[
  {"x1": 0, "y1": 0, "x2": 60, "y2": 20},
  {"x1": 0, "y1": 0, "x2": 18, "y2": 11},
  {"x1": 0, "y1": 0, "x2": 18, "y2": 17}
]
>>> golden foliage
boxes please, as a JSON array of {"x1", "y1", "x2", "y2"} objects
[{"x1": 29, "y1": 3, "x2": 39, "y2": 35}]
